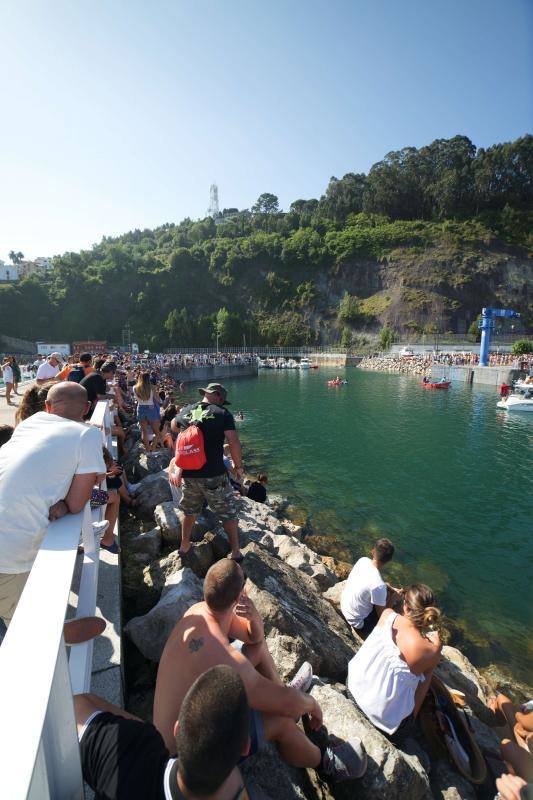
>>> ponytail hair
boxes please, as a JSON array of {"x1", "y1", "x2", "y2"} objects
[
  {"x1": 403, "y1": 583, "x2": 442, "y2": 634},
  {"x1": 15, "y1": 384, "x2": 52, "y2": 425}
]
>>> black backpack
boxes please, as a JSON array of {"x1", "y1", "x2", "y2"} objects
[{"x1": 68, "y1": 364, "x2": 86, "y2": 383}]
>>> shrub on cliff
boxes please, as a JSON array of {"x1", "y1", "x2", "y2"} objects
[
  {"x1": 512, "y1": 339, "x2": 533, "y2": 355},
  {"x1": 379, "y1": 326, "x2": 395, "y2": 350}
]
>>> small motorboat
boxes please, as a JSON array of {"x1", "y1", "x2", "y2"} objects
[
  {"x1": 421, "y1": 379, "x2": 451, "y2": 389},
  {"x1": 497, "y1": 389, "x2": 533, "y2": 412},
  {"x1": 299, "y1": 357, "x2": 311, "y2": 369},
  {"x1": 327, "y1": 379, "x2": 348, "y2": 386}
]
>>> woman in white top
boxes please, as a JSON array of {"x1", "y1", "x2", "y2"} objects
[
  {"x1": 347, "y1": 583, "x2": 442, "y2": 735},
  {"x1": 2, "y1": 358, "x2": 14, "y2": 405},
  {"x1": 133, "y1": 372, "x2": 164, "y2": 451}
]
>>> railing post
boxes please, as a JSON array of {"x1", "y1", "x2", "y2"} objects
[{"x1": 29, "y1": 641, "x2": 83, "y2": 800}]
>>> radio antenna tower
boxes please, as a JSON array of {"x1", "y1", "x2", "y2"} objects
[{"x1": 207, "y1": 183, "x2": 219, "y2": 217}]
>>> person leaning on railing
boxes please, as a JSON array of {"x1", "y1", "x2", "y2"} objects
[{"x1": 0, "y1": 382, "x2": 106, "y2": 626}]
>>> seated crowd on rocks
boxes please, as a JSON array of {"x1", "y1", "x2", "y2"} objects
[{"x1": 0, "y1": 358, "x2": 531, "y2": 800}]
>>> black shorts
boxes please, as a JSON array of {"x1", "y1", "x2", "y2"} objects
[{"x1": 80, "y1": 711, "x2": 169, "y2": 799}]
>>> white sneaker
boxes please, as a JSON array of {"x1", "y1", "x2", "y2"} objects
[
  {"x1": 92, "y1": 520, "x2": 110, "y2": 540},
  {"x1": 289, "y1": 661, "x2": 313, "y2": 693}
]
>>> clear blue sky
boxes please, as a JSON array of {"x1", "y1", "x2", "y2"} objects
[{"x1": 1, "y1": 0, "x2": 531, "y2": 263}]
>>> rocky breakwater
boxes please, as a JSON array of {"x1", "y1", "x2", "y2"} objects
[
  {"x1": 120, "y1": 453, "x2": 510, "y2": 800},
  {"x1": 358, "y1": 354, "x2": 432, "y2": 376}
]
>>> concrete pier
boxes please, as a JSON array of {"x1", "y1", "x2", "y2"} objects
[{"x1": 431, "y1": 364, "x2": 521, "y2": 386}]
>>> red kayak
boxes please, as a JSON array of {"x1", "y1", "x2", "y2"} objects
[{"x1": 421, "y1": 381, "x2": 450, "y2": 389}]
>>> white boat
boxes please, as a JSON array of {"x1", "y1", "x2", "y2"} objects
[
  {"x1": 299, "y1": 357, "x2": 311, "y2": 369},
  {"x1": 258, "y1": 358, "x2": 268, "y2": 369},
  {"x1": 514, "y1": 378, "x2": 533, "y2": 391},
  {"x1": 287, "y1": 358, "x2": 299, "y2": 369},
  {"x1": 497, "y1": 389, "x2": 533, "y2": 412},
  {"x1": 400, "y1": 347, "x2": 415, "y2": 359}
]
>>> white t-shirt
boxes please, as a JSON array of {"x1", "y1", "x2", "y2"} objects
[
  {"x1": 341, "y1": 556, "x2": 387, "y2": 628},
  {"x1": 36, "y1": 361, "x2": 60, "y2": 381},
  {"x1": 2, "y1": 365, "x2": 13, "y2": 384},
  {"x1": 0, "y1": 412, "x2": 105, "y2": 573}
]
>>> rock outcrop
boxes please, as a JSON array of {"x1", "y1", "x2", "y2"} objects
[
  {"x1": 242, "y1": 543, "x2": 355, "y2": 681},
  {"x1": 124, "y1": 567, "x2": 203, "y2": 662},
  {"x1": 308, "y1": 683, "x2": 433, "y2": 800},
  {"x1": 134, "y1": 470, "x2": 172, "y2": 517}
]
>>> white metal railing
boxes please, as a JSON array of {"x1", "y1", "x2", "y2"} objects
[{"x1": 0, "y1": 400, "x2": 115, "y2": 799}]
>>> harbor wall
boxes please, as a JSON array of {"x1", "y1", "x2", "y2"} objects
[
  {"x1": 165, "y1": 362, "x2": 258, "y2": 383},
  {"x1": 311, "y1": 352, "x2": 347, "y2": 367},
  {"x1": 431, "y1": 364, "x2": 521, "y2": 386}
]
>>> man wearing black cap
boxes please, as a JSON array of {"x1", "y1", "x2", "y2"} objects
[{"x1": 174, "y1": 383, "x2": 243, "y2": 562}]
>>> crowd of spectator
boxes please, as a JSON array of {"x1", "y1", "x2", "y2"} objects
[{"x1": 433, "y1": 351, "x2": 531, "y2": 368}]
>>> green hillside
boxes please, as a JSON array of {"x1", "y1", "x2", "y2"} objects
[{"x1": 2, "y1": 134, "x2": 532, "y2": 348}]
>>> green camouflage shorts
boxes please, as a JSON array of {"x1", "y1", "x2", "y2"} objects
[{"x1": 179, "y1": 473, "x2": 238, "y2": 522}]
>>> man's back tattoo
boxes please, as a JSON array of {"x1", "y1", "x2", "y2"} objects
[{"x1": 188, "y1": 637, "x2": 204, "y2": 653}]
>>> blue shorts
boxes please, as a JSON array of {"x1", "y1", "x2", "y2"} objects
[
  {"x1": 137, "y1": 405, "x2": 160, "y2": 422},
  {"x1": 239, "y1": 710, "x2": 265, "y2": 762}
]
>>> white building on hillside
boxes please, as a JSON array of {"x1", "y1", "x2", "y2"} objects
[
  {"x1": 34, "y1": 256, "x2": 53, "y2": 271},
  {"x1": 18, "y1": 257, "x2": 54, "y2": 279},
  {"x1": 0, "y1": 260, "x2": 20, "y2": 281}
]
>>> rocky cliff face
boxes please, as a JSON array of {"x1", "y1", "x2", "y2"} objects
[{"x1": 120, "y1": 455, "x2": 519, "y2": 800}]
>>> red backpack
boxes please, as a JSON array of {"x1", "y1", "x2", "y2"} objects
[{"x1": 175, "y1": 423, "x2": 206, "y2": 470}]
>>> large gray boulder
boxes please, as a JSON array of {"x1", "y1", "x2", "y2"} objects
[
  {"x1": 124, "y1": 446, "x2": 172, "y2": 481},
  {"x1": 238, "y1": 497, "x2": 285, "y2": 538},
  {"x1": 154, "y1": 502, "x2": 182, "y2": 545},
  {"x1": 429, "y1": 759, "x2": 477, "y2": 800},
  {"x1": 241, "y1": 743, "x2": 321, "y2": 800},
  {"x1": 258, "y1": 531, "x2": 337, "y2": 591},
  {"x1": 154, "y1": 502, "x2": 218, "y2": 547},
  {"x1": 129, "y1": 526, "x2": 162, "y2": 559},
  {"x1": 124, "y1": 567, "x2": 203, "y2": 662},
  {"x1": 436, "y1": 646, "x2": 494, "y2": 724},
  {"x1": 322, "y1": 580, "x2": 347, "y2": 613},
  {"x1": 242, "y1": 543, "x2": 356, "y2": 681},
  {"x1": 309, "y1": 683, "x2": 432, "y2": 800},
  {"x1": 134, "y1": 470, "x2": 172, "y2": 518},
  {"x1": 136, "y1": 448, "x2": 172, "y2": 477}
]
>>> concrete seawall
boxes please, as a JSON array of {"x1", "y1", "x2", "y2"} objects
[
  {"x1": 165, "y1": 362, "x2": 258, "y2": 383},
  {"x1": 431, "y1": 364, "x2": 521, "y2": 385}
]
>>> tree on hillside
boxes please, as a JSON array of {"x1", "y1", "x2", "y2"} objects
[
  {"x1": 321, "y1": 173, "x2": 366, "y2": 221},
  {"x1": 252, "y1": 193, "x2": 279, "y2": 215},
  {"x1": 164, "y1": 308, "x2": 194, "y2": 345},
  {"x1": 9, "y1": 250, "x2": 24, "y2": 264},
  {"x1": 214, "y1": 307, "x2": 243, "y2": 346},
  {"x1": 252, "y1": 193, "x2": 279, "y2": 232}
]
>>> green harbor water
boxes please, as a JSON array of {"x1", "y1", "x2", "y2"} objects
[{"x1": 222, "y1": 367, "x2": 533, "y2": 685}]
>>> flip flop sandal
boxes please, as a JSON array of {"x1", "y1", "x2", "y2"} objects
[{"x1": 64, "y1": 616, "x2": 106, "y2": 645}]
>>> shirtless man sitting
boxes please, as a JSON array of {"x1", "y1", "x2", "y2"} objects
[{"x1": 154, "y1": 559, "x2": 367, "y2": 784}]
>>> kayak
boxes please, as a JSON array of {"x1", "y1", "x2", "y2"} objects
[
  {"x1": 327, "y1": 380, "x2": 348, "y2": 386},
  {"x1": 421, "y1": 381, "x2": 451, "y2": 389}
]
